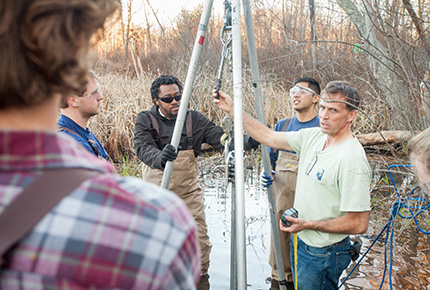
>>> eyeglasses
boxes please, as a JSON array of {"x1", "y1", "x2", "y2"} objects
[
  {"x1": 84, "y1": 87, "x2": 102, "y2": 99},
  {"x1": 289, "y1": 86, "x2": 317, "y2": 97},
  {"x1": 159, "y1": 94, "x2": 182, "y2": 103}
]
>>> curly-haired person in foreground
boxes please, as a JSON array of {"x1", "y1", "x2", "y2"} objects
[{"x1": 0, "y1": 1, "x2": 200, "y2": 289}]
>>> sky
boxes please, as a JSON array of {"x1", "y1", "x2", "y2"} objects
[{"x1": 126, "y1": 0, "x2": 222, "y2": 27}]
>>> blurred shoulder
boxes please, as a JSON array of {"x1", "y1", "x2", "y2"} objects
[{"x1": 85, "y1": 174, "x2": 195, "y2": 228}]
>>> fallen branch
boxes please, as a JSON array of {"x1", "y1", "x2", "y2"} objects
[{"x1": 356, "y1": 130, "x2": 412, "y2": 146}]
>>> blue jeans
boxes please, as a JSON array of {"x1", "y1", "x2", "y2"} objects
[{"x1": 290, "y1": 235, "x2": 352, "y2": 290}]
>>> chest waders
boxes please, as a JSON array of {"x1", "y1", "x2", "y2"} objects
[
  {"x1": 269, "y1": 118, "x2": 298, "y2": 286},
  {"x1": 142, "y1": 113, "x2": 212, "y2": 275},
  {"x1": 270, "y1": 150, "x2": 299, "y2": 284}
]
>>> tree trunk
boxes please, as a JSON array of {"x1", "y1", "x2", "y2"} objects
[
  {"x1": 335, "y1": 0, "x2": 427, "y2": 130},
  {"x1": 356, "y1": 130, "x2": 412, "y2": 146}
]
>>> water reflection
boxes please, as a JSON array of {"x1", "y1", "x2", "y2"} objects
[{"x1": 203, "y1": 177, "x2": 271, "y2": 290}]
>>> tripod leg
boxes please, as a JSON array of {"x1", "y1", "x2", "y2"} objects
[{"x1": 242, "y1": 1, "x2": 288, "y2": 289}]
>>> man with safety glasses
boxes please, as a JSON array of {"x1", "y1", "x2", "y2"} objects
[
  {"x1": 133, "y1": 74, "x2": 259, "y2": 290},
  {"x1": 58, "y1": 72, "x2": 109, "y2": 160},
  {"x1": 265, "y1": 78, "x2": 321, "y2": 290},
  {"x1": 214, "y1": 81, "x2": 371, "y2": 290}
]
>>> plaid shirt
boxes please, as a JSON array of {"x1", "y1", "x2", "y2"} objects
[{"x1": 0, "y1": 130, "x2": 200, "y2": 289}]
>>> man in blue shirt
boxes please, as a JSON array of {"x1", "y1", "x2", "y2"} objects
[
  {"x1": 58, "y1": 73, "x2": 109, "y2": 160},
  {"x1": 268, "y1": 77, "x2": 320, "y2": 290}
]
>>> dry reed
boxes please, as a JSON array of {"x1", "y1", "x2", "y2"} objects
[{"x1": 88, "y1": 68, "x2": 379, "y2": 161}]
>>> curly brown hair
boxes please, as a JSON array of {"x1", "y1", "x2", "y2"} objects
[{"x1": 0, "y1": 0, "x2": 119, "y2": 109}]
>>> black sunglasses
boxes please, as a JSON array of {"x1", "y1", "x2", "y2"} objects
[{"x1": 159, "y1": 94, "x2": 182, "y2": 103}]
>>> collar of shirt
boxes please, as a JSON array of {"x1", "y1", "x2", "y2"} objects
[
  {"x1": 158, "y1": 108, "x2": 170, "y2": 119},
  {"x1": 58, "y1": 114, "x2": 92, "y2": 136}
]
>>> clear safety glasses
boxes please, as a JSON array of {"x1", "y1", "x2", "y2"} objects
[
  {"x1": 84, "y1": 87, "x2": 102, "y2": 99},
  {"x1": 289, "y1": 85, "x2": 317, "y2": 97}
]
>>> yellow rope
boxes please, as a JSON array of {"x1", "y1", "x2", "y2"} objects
[{"x1": 294, "y1": 233, "x2": 298, "y2": 290}]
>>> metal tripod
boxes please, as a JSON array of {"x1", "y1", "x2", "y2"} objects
[{"x1": 160, "y1": 0, "x2": 288, "y2": 289}]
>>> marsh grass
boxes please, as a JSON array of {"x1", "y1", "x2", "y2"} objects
[
  {"x1": 90, "y1": 69, "x2": 385, "y2": 161},
  {"x1": 88, "y1": 68, "x2": 300, "y2": 161}
]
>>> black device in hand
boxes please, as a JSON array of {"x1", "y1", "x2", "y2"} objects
[
  {"x1": 349, "y1": 240, "x2": 362, "y2": 261},
  {"x1": 281, "y1": 208, "x2": 298, "y2": 227}
]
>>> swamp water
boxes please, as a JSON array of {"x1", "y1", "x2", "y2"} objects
[{"x1": 200, "y1": 156, "x2": 430, "y2": 289}]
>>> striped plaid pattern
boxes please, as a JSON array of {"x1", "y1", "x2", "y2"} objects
[{"x1": 0, "y1": 130, "x2": 200, "y2": 289}]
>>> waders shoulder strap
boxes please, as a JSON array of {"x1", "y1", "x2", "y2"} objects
[
  {"x1": 150, "y1": 112, "x2": 193, "y2": 150},
  {"x1": 0, "y1": 168, "x2": 99, "y2": 266},
  {"x1": 281, "y1": 118, "x2": 292, "y2": 132},
  {"x1": 149, "y1": 113, "x2": 160, "y2": 135},
  {"x1": 148, "y1": 113, "x2": 162, "y2": 149},
  {"x1": 185, "y1": 112, "x2": 193, "y2": 150},
  {"x1": 272, "y1": 118, "x2": 292, "y2": 157}
]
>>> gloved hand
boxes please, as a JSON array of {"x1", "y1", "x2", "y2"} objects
[
  {"x1": 160, "y1": 144, "x2": 177, "y2": 168},
  {"x1": 228, "y1": 134, "x2": 261, "y2": 151},
  {"x1": 260, "y1": 170, "x2": 275, "y2": 188},
  {"x1": 244, "y1": 135, "x2": 260, "y2": 150},
  {"x1": 227, "y1": 151, "x2": 235, "y2": 181}
]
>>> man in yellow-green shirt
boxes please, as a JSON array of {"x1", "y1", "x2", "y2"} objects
[{"x1": 214, "y1": 81, "x2": 371, "y2": 290}]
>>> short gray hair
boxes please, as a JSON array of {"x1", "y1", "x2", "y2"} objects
[{"x1": 323, "y1": 81, "x2": 360, "y2": 111}]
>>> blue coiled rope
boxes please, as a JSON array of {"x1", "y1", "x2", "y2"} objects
[{"x1": 339, "y1": 164, "x2": 430, "y2": 289}]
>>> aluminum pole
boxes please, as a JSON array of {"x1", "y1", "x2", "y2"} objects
[
  {"x1": 231, "y1": 0, "x2": 247, "y2": 288},
  {"x1": 242, "y1": 0, "x2": 287, "y2": 289},
  {"x1": 161, "y1": 0, "x2": 214, "y2": 188},
  {"x1": 230, "y1": 178, "x2": 237, "y2": 290}
]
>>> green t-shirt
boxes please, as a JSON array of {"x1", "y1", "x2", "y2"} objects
[{"x1": 286, "y1": 127, "x2": 371, "y2": 247}]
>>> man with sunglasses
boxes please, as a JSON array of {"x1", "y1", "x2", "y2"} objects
[
  {"x1": 58, "y1": 73, "x2": 109, "y2": 160},
  {"x1": 134, "y1": 74, "x2": 259, "y2": 290},
  {"x1": 264, "y1": 77, "x2": 321, "y2": 290},
  {"x1": 214, "y1": 81, "x2": 371, "y2": 290}
]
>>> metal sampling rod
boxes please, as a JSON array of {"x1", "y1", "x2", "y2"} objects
[
  {"x1": 161, "y1": 0, "x2": 214, "y2": 188},
  {"x1": 231, "y1": 0, "x2": 247, "y2": 288}
]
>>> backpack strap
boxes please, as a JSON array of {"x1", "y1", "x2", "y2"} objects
[
  {"x1": 0, "y1": 168, "x2": 99, "y2": 266},
  {"x1": 58, "y1": 126, "x2": 100, "y2": 157}
]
